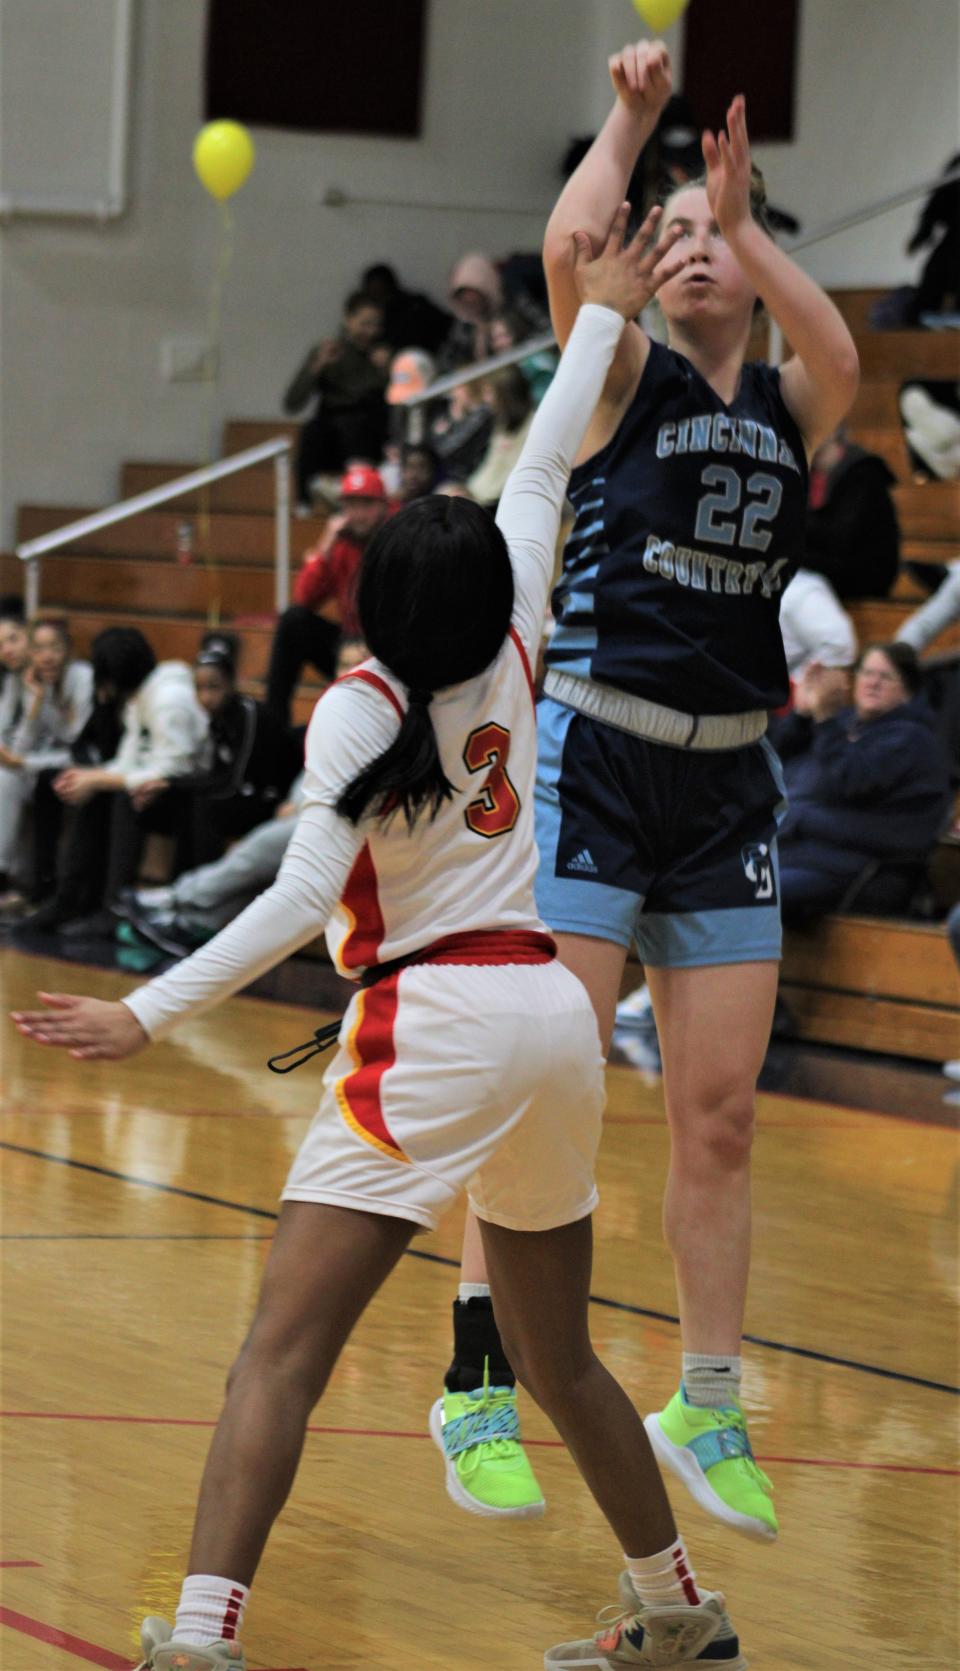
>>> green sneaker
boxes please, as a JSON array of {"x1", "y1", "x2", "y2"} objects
[
  {"x1": 429, "y1": 1363, "x2": 545, "y2": 1519},
  {"x1": 644, "y1": 1388, "x2": 778, "y2": 1543},
  {"x1": 132, "y1": 1617, "x2": 246, "y2": 1670}
]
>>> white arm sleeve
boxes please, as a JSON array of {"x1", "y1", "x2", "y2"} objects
[
  {"x1": 896, "y1": 560, "x2": 960, "y2": 652},
  {"x1": 122, "y1": 681, "x2": 398, "y2": 1041},
  {"x1": 495, "y1": 304, "x2": 625, "y2": 660}
]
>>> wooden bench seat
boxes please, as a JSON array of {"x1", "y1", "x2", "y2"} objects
[
  {"x1": 779, "y1": 914, "x2": 959, "y2": 1062},
  {"x1": 16, "y1": 504, "x2": 325, "y2": 564}
]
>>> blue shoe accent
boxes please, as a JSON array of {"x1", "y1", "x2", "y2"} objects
[
  {"x1": 440, "y1": 1385, "x2": 519, "y2": 1459},
  {"x1": 686, "y1": 1422, "x2": 755, "y2": 1472}
]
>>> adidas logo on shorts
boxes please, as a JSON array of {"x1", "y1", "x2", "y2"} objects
[{"x1": 566, "y1": 847, "x2": 599, "y2": 875}]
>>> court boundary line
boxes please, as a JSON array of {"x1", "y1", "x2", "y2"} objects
[{"x1": 2, "y1": 1139, "x2": 956, "y2": 1398}]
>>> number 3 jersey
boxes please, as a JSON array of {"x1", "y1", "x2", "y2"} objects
[
  {"x1": 319, "y1": 631, "x2": 545, "y2": 980},
  {"x1": 545, "y1": 340, "x2": 809, "y2": 715}
]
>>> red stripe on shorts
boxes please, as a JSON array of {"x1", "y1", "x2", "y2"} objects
[{"x1": 336, "y1": 978, "x2": 409, "y2": 1163}]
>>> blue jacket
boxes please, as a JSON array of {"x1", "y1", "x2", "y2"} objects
[{"x1": 777, "y1": 699, "x2": 951, "y2": 871}]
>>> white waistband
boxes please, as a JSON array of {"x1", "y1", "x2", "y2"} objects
[{"x1": 543, "y1": 670, "x2": 767, "y2": 751}]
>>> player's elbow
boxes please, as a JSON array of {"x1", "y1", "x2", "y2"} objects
[{"x1": 834, "y1": 338, "x2": 860, "y2": 405}]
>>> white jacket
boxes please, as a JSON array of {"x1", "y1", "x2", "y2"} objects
[
  {"x1": 779, "y1": 569, "x2": 857, "y2": 676},
  {"x1": 107, "y1": 662, "x2": 208, "y2": 789}
]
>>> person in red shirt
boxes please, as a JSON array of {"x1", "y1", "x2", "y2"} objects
[{"x1": 265, "y1": 465, "x2": 390, "y2": 722}]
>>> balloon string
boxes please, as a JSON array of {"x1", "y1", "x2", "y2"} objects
[{"x1": 199, "y1": 198, "x2": 235, "y2": 626}]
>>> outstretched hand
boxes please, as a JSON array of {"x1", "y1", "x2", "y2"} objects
[
  {"x1": 12, "y1": 992, "x2": 149, "y2": 1061},
  {"x1": 608, "y1": 40, "x2": 673, "y2": 123},
  {"x1": 572, "y1": 203, "x2": 686, "y2": 321},
  {"x1": 701, "y1": 94, "x2": 754, "y2": 237}
]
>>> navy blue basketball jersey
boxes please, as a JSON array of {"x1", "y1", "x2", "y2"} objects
[{"x1": 545, "y1": 341, "x2": 809, "y2": 714}]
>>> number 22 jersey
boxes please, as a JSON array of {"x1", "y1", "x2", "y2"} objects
[{"x1": 546, "y1": 340, "x2": 809, "y2": 716}]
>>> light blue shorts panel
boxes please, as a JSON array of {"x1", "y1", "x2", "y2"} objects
[{"x1": 533, "y1": 697, "x2": 785, "y2": 969}]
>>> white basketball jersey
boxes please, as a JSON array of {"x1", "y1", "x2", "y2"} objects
[{"x1": 324, "y1": 626, "x2": 543, "y2": 978}]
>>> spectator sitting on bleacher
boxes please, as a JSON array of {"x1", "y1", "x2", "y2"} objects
[
  {"x1": 489, "y1": 308, "x2": 558, "y2": 405},
  {"x1": 22, "y1": 627, "x2": 207, "y2": 938},
  {"x1": 900, "y1": 383, "x2": 960, "y2": 481},
  {"x1": 117, "y1": 774, "x2": 307, "y2": 960},
  {"x1": 398, "y1": 442, "x2": 441, "y2": 502},
  {"x1": 0, "y1": 609, "x2": 30, "y2": 737},
  {"x1": 283, "y1": 291, "x2": 391, "y2": 511},
  {"x1": 0, "y1": 610, "x2": 32, "y2": 892},
  {"x1": 265, "y1": 465, "x2": 391, "y2": 724},
  {"x1": 0, "y1": 597, "x2": 26, "y2": 704},
  {"x1": 896, "y1": 559, "x2": 960, "y2": 796},
  {"x1": 0, "y1": 617, "x2": 93, "y2": 909},
  {"x1": 177, "y1": 632, "x2": 301, "y2": 868},
  {"x1": 465, "y1": 366, "x2": 535, "y2": 510},
  {"x1": 116, "y1": 639, "x2": 366, "y2": 959},
  {"x1": 775, "y1": 643, "x2": 952, "y2": 924},
  {"x1": 804, "y1": 424, "x2": 900, "y2": 600},
  {"x1": 360, "y1": 263, "x2": 452, "y2": 355},
  {"x1": 430, "y1": 380, "x2": 494, "y2": 483},
  {"x1": 435, "y1": 252, "x2": 503, "y2": 374}
]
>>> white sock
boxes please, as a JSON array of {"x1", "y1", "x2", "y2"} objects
[
  {"x1": 682, "y1": 1353, "x2": 742, "y2": 1408},
  {"x1": 625, "y1": 1540, "x2": 702, "y2": 1609},
  {"x1": 173, "y1": 1574, "x2": 249, "y2": 1647},
  {"x1": 458, "y1": 1282, "x2": 491, "y2": 1303}
]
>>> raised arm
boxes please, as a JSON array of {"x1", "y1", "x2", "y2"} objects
[
  {"x1": 543, "y1": 39, "x2": 673, "y2": 402},
  {"x1": 499, "y1": 204, "x2": 685, "y2": 656},
  {"x1": 703, "y1": 96, "x2": 860, "y2": 451}
]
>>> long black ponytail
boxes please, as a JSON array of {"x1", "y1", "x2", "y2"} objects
[{"x1": 337, "y1": 495, "x2": 514, "y2": 830}]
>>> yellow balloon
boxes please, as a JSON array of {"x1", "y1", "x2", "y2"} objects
[
  {"x1": 632, "y1": 0, "x2": 689, "y2": 31},
  {"x1": 193, "y1": 121, "x2": 255, "y2": 201}
]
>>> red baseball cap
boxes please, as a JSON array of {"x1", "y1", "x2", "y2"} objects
[{"x1": 340, "y1": 464, "x2": 386, "y2": 500}]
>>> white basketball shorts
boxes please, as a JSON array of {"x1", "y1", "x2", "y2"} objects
[{"x1": 282, "y1": 957, "x2": 605, "y2": 1233}]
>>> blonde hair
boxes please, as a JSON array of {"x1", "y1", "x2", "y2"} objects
[{"x1": 661, "y1": 165, "x2": 774, "y2": 239}]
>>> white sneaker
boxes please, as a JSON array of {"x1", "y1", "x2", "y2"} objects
[
  {"x1": 132, "y1": 1617, "x2": 246, "y2": 1671},
  {"x1": 544, "y1": 1572, "x2": 747, "y2": 1668},
  {"x1": 942, "y1": 1060, "x2": 960, "y2": 1082}
]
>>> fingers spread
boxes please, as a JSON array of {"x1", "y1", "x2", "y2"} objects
[{"x1": 604, "y1": 202, "x2": 631, "y2": 254}]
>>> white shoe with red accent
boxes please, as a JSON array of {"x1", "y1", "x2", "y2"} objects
[
  {"x1": 544, "y1": 1572, "x2": 747, "y2": 1667},
  {"x1": 131, "y1": 1617, "x2": 246, "y2": 1671}
]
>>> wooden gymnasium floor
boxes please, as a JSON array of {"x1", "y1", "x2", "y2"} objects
[{"x1": 1, "y1": 945, "x2": 958, "y2": 1671}]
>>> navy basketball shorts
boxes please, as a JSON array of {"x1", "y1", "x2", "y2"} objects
[{"x1": 534, "y1": 696, "x2": 787, "y2": 968}]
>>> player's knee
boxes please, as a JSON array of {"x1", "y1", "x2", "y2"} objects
[
  {"x1": 676, "y1": 1085, "x2": 756, "y2": 1172},
  {"x1": 226, "y1": 1318, "x2": 331, "y2": 1406},
  {"x1": 507, "y1": 1335, "x2": 597, "y2": 1417}
]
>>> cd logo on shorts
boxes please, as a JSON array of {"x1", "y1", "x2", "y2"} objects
[{"x1": 741, "y1": 841, "x2": 774, "y2": 901}]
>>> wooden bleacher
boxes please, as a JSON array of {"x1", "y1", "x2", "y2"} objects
[
  {"x1": 780, "y1": 915, "x2": 958, "y2": 1064},
  {"x1": 2, "y1": 293, "x2": 959, "y2": 1059}
]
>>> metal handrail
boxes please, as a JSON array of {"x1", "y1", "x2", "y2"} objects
[
  {"x1": 401, "y1": 166, "x2": 960, "y2": 402},
  {"x1": 16, "y1": 438, "x2": 293, "y2": 618}
]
